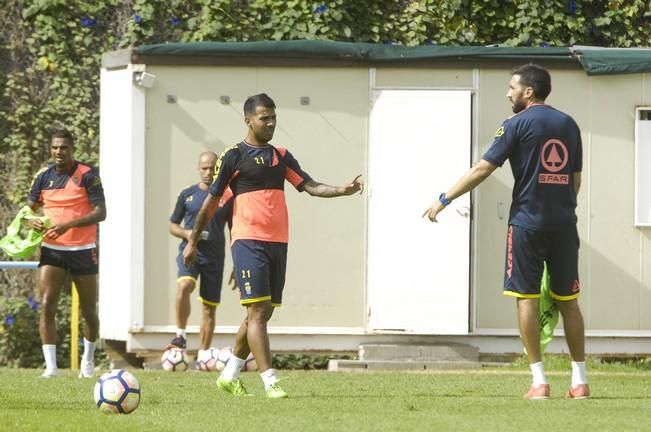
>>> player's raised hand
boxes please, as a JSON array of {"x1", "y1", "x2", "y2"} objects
[{"x1": 344, "y1": 174, "x2": 364, "y2": 195}]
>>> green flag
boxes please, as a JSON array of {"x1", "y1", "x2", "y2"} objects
[
  {"x1": 538, "y1": 262, "x2": 558, "y2": 353},
  {"x1": 0, "y1": 206, "x2": 51, "y2": 259},
  {"x1": 523, "y1": 262, "x2": 559, "y2": 355}
]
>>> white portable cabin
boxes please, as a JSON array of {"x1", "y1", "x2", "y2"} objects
[{"x1": 99, "y1": 41, "x2": 651, "y2": 357}]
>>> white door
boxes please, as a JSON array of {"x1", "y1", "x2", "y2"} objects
[{"x1": 367, "y1": 90, "x2": 472, "y2": 334}]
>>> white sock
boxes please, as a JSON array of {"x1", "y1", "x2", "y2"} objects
[
  {"x1": 260, "y1": 368, "x2": 278, "y2": 390},
  {"x1": 221, "y1": 354, "x2": 245, "y2": 380},
  {"x1": 42, "y1": 345, "x2": 57, "y2": 371},
  {"x1": 571, "y1": 361, "x2": 588, "y2": 386},
  {"x1": 530, "y1": 361, "x2": 547, "y2": 386},
  {"x1": 176, "y1": 329, "x2": 186, "y2": 338},
  {"x1": 82, "y1": 338, "x2": 96, "y2": 363}
]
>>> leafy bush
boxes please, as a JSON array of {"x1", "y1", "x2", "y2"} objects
[
  {"x1": 1, "y1": 0, "x2": 649, "y2": 366},
  {"x1": 273, "y1": 352, "x2": 354, "y2": 370},
  {"x1": 1, "y1": 0, "x2": 648, "y2": 205},
  {"x1": 1, "y1": 1, "x2": 649, "y2": 206},
  {"x1": 0, "y1": 283, "x2": 108, "y2": 369}
]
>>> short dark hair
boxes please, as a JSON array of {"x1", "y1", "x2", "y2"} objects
[
  {"x1": 49, "y1": 128, "x2": 74, "y2": 146},
  {"x1": 243, "y1": 93, "x2": 276, "y2": 116},
  {"x1": 512, "y1": 64, "x2": 551, "y2": 100}
]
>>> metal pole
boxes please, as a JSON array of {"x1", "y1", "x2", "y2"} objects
[
  {"x1": 71, "y1": 283, "x2": 79, "y2": 371},
  {"x1": 0, "y1": 261, "x2": 38, "y2": 269}
]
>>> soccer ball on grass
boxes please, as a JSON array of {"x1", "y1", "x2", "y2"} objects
[
  {"x1": 215, "y1": 346, "x2": 232, "y2": 372},
  {"x1": 94, "y1": 369, "x2": 141, "y2": 414},
  {"x1": 214, "y1": 347, "x2": 257, "y2": 372},
  {"x1": 242, "y1": 352, "x2": 257, "y2": 372},
  {"x1": 161, "y1": 348, "x2": 189, "y2": 371},
  {"x1": 196, "y1": 348, "x2": 220, "y2": 372}
]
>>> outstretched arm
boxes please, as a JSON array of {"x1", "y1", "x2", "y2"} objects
[
  {"x1": 422, "y1": 159, "x2": 497, "y2": 223},
  {"x1": 303, "y1": 174, "x2": 364, "y2": 198}
]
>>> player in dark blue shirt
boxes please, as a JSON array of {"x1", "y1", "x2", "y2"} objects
[
  {"x1": 167, "y1": 151, "x2": 233, "y2": 360},
  {"x1": 423, "y1": 64, "x2": 589, "y2": 400}
]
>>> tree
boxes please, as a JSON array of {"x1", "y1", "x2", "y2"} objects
[{"x1": 1, "y1": 0, "x2": 650, "y2": 359}]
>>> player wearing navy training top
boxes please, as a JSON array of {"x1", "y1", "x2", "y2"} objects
[
  {"x1": 167, "y1": 151, "x2": 233, "y2": 359},
  {"x1": 423, "y1": 64, "x2": 588, "y2": 400},
  {"x1": 183, "y1": 93, "x2": 363, "y2": 398}
]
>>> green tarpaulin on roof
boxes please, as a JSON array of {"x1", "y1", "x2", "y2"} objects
[
  {"x1": 134, "y1": 40, "x2": 651, "y2": 76},
  {"x1": 574, "y1": 46, "x2": 651, "y2": 75}
]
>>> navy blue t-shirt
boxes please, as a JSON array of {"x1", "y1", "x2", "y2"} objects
[
  {"x1": 170, "y1": 184, "x2": 233, "y2": 261},
  {"x1": 482, "y1": 104, "x2": 582, "y2": 231},
  {"x1": 210, "y1": 142, "x2": 312, "y2": 197},
  {"x1": 28, "y1": 162, "x2": 105, "y2": 205}
]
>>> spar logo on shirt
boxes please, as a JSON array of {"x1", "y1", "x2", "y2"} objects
[{"x1": 538, "y1": 139, "x2": 569, "y2": 185}]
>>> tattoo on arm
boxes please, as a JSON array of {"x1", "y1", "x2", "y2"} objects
[{"x1": 303, "y1": 180, "x2": 343, "y2": 198}]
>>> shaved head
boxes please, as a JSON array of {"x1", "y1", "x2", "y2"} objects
[
  {"x1": 199, "y1": 151, "x2": 218, "y2": 164},
  {"x1": 197, "y1": 151, "x2": 218, "y2": 187}
]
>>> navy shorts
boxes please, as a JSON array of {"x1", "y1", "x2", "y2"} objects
[
  {"x1": 503, "y1": 224, "x2": 581, "y2": 300},
  {"x1": 39, "y1": 246, "x2": 98, "y2": 276},
  {"x1": 231, "y1": 239, "x2": 287, "y2": 307},
  {"x1": 176, "y1": 251, "x2": 225, "y2": 305}
]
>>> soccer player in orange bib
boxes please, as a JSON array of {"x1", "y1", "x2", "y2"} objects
[
  {"x1": 26, "y1": 128, "x2": 106, "y2": 378},
  {"x1": 183, "y1": 93, "x2": 363, "y2": 398}
]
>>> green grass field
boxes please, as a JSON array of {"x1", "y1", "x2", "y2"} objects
[{"x1": 2, "y1": 363, "x2": 651, "y2": 432}]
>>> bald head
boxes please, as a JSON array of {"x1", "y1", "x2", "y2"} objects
[
  {"x1": 198, "y1": 151, "x2": 218, "y2": 187},
  {"x1": 199, "y1": 151, "x2": 218, "y2": 165}
]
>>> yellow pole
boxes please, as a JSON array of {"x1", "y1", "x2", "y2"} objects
[{"x1": 71, "y1": 282, "x2": 79, "y2": 371}]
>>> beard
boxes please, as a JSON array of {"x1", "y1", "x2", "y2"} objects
[
  {"x1": 256, "y1": 129, "x2": 275, "y2": 142},
  {"x1": 511, "y1": 98, "x2": 527, "y2": 113}
]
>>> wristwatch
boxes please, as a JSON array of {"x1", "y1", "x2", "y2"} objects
[{"x1": 438, "y1": 193, "x2": 452, "y2": 206}]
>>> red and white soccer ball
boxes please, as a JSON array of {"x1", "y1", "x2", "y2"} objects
[
  {"x1": 242, "y1": 352, "x2": 257, "y2": 372},
  {"x1": 196, "y1": 348, "x2": 220, "y2": 372},
  {"x1": 215, "y1": 346, "x2": 233, "y2": 372},
  {"x1": 161, "y1": 348, "x2": 189, "y2": 371},
  {"x1": 94, "y1": 369, "x2": 141, "y2": 415}
]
